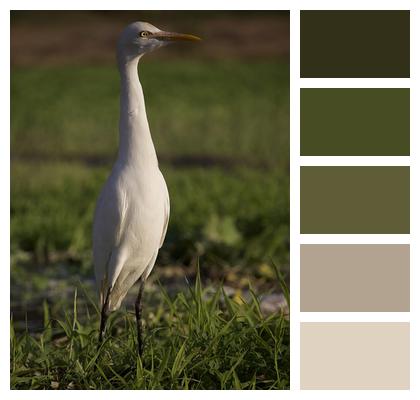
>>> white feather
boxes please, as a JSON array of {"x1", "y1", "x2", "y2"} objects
[{"x1": 93, "y1": 22, "x2": 170, "y2": 311}]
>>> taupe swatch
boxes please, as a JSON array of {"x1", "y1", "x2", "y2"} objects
[
  {"x1": 301, "y1": 322, "x2": 410, "y2": 389},
  {"x1": 300, "y1": 244, "x2": 410, "y2": 312}
]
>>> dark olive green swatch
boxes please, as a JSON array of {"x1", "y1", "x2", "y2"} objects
[
  {"x1": 300, "y1": 88, "x2": 410, "y2": 156},
  {"x1": 300, "y1": 167, "x2": 410, "y2": 234},
  {"x1": 300, "y1": 11, "x2": 410, "y2": 78}
]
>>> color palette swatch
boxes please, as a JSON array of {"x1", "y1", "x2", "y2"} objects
[
  {"x1": 301, "y1": 89, "x2": 410, "y2": 156},
  {"x1": 300, "y1": 10, "x2": 410, "y2": 78},
  {"x1": 300, "y1": 323, "x2": 410, "y2": 389},
  {"x1": 300, "y1": 244, "x2": 410, "y2": 312},
  {"x1": 299, "y1": 9, "x2": 410, "y2": 390},
  {"x1": 300, "y1": 166, "x2": 410, "y2": 234}
]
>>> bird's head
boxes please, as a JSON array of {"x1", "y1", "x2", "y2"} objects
[{"x1": 117, "y1": 21, "x2": 201, "y2": 61}]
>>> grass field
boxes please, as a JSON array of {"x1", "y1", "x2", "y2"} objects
[
  {"x1": 11, "y1": 41, "x2": 290, "y2": 388},
  {"x1": 11, "y1": 270, "x2": 289, "y2": 389}
]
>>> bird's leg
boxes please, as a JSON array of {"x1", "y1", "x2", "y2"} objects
[
  {"x1": 135, "y1": 278, "x2": 146, "y2": 357},
  {"x1": 98, "y1": 288, "x2": 111, "y2": 350}
]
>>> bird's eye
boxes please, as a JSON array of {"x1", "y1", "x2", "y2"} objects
[{"x1": 139, "y1": 31, "x2": 150, "y2": 38}]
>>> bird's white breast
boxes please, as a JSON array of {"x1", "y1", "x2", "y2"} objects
[
  {"x1": 119, "y1": 165, "x2": 167, "y2": 262},
  {"x1": 93, "y1": 160, "x2": 169, "y2": 299}
]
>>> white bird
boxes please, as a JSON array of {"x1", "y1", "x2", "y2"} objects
[{"x1": 92, "y1": 21, "x2": 200, "y2": 355}]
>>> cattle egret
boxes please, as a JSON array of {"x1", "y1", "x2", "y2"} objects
[{"x1": 92, "y1": 21, "x2": 200, "y2": 355}]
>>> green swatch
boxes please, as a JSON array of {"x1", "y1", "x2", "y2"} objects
[
  {"x1": 300, "y1": 10, "x2": 410, "y2": 78},
  {"x1": 300, "y1": 166, "x2": 410, "y2": 234},
  {"x1": 300, "y1": 88, "x2": 410, "y2": 156}
]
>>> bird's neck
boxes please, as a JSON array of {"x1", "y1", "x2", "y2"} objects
[{"x1": 117, "y1": 55, "x2": 158, "y2": 168}]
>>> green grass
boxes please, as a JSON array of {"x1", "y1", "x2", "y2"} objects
[
  {"x1": 11, "y1": 60, "x2": 290, "y2": 389},
  {"x1": 11, "y1": 62, "x2": 289, "y2": 166},
  {"x1": 11, "y1": 271, "x2": 289, "y2": 389},
  {"x1": 11, "y1": 161, "x2": 289, "y2": 273},
  {"x1": 11, "y1": 60, "x2": 290, "y2": 271}
]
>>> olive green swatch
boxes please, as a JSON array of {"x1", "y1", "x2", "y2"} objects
[
  {"x1": 300, "y1": 89, "x2": 410, "y2": 156},
  {"x1": 300, "y1": 167, "x2": 410, "y2": 234},
  {"x1": 300, "y1": 10, "x2": 410, "y2": 78}
]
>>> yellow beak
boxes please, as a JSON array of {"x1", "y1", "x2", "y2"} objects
[{"x1": 151, "y1": 31, "x2": 202, "y2": 42}]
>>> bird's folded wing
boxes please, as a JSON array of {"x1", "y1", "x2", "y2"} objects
[
  {"x1": 159, "y1": 172, "x2": 170, "y2": 248},
  {"x1": 93, "y1": 180, "x2": 128, "y2": 297}
]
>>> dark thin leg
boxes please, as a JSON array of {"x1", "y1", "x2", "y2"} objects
[
  {"x1": 98, "y1": 288, "x2": 111, "y2": 350},
  {"x1": 135, "y1": 278, "x2": 146, "y2": 357}
]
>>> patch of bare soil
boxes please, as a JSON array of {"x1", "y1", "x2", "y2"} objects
[{"x1": 11, "y1": 11, "x2": 289, "y2": 66}]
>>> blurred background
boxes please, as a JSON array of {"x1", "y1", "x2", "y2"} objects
[{"x1": 11, "y1": 11, "x2": 290, "y2": 332}]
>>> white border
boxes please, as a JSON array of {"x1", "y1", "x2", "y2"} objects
[
  {"x1": 300, "y1": 157, "x2": 411, "y2": 166},
  {"x1": 300, "y1": 235, "x2": 411, "y2": 244},
  {"x1": 301, "y1": 79, "x2": 411, "y2": 88},
  {"x1": 2, "y1": 0, "x2": 419, "y2": 397},
  {"x1": 300, "y1": 313, "x2": 411, "y2": 323},
  {"x1": 289, "y1": 7, "x2": 300, "y2": 392}
]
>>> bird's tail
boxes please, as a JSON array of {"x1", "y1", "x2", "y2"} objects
[{"x1": 98, "y1": 275, "x2": 128, "y2": 312}]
